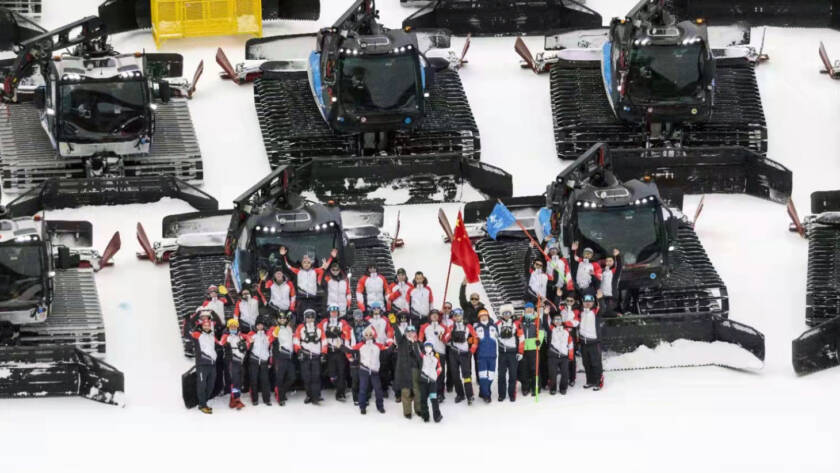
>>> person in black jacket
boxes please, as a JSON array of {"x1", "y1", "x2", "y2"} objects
[
  {"x1": 392, "y1": 319, "x2": 422, "y2": 420},
  {"x1": 190, "y1": 311, "x2": 219, "y2": 414},
  {"x1": 459, "y1": 279, "x2": 485, "y2": 325}
]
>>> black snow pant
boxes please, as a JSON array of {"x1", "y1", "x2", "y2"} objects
[
  {"x1": 435, "y1": 350, "x2": 447, "y2": 398},
  {"x1": 215, "y1": 356, "x2": 226, "y2": 395},
  {"x1": 300, "y1": 353, "x2": 322, "y2": 400},
  {"x1": 497, "y1": 350, "x2": 518, "y2": 401},
  {"x1": 226, "y1": 358, "x2": 243, "y2": 399},
  {"x1": 379, "y1": 349, "x2": 394, "y2": 395},
  {"x1": 350, "y1": 363, "x2": 361, "y2": 402},
  {"x1": 419, "y1": 377, "x2": 441, "y2": 420},
  {"x1": 326, "y1": 349, "x2": 348, "y2": 396},
  {"x1": 196, "y1": 364, "x2": 216, "y2": 408},
  {"x1": 448, "y1": 350, "x2": 474, "y2": 400},
  {"x1": 358, "y1": 368, "x2": 384, "y2": 411},
  {"x1": 520, "y1": 350, "x2": 538, "y2": 395},
  {"x1": 248, "y1": 358, "x2": 271, "y2": 404},
  {"x1": 547, "y1": 353, "x2": 570, "y2": 393},
  {"x1": 581, "y1": 340, "x2": 603, "y2": 387},
  {"x1": 273, "y1": 355, "x2": 295, "y2": 402},
  {"x1": 445, "y1": 349, "x2": 454, "y2": 392}
]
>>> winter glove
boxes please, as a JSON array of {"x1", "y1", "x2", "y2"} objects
[
  {"x1": 516, "y1": 354, "x2": 523, "y2": 362},
  {"x1": 237, "y1": 340, "x2": 247, "y2": 352},
  {"x1": 388, "y1": 313, "x2": 397, "y2": 324},
  {"x1": 218, "y1": 285, "x2": 228, "y2": 295}
]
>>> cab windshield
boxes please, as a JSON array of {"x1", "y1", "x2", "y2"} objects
[
  {"x1": 0, "y1": 244, "x2": 45, "y2": 306},
  {"x1": 339, "y1": 54, "x2": 419, "y2": 115},
  {"x1": 627, "y1": 44, "x2": 704, "y2": 103},
  {"x1": 576, "y1": 205, "x2": 662, "y2": 264},
  {"x1": 58, "y1": 80, "x2": 148, "y2": 142}
]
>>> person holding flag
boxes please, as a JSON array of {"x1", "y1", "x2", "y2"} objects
[{"x1": 519, "y1": 302, "x2": 546, "y2": 397}]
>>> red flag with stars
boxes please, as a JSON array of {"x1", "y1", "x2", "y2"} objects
[{"x1": 451, "y1": 211, "x2": 481, "y2": 283}]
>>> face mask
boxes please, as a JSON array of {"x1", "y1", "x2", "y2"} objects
[
  {"x1": 370, "y1": 271, "x2": 377, "y2": 277},
  {"x1": 202, "y1": 326, "x2": 212, "y2": 333},
  {"x1": 242, "y1": 294, "x2": 250, "y2": 300},
  {"x1": 425, "y1": 346, "x2": 433, "y2": 354},
  {"x1": 230, "y1": 329, "x2": 238, "y2": 335}
]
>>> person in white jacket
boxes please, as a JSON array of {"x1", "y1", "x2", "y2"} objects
[
  {"x1": 347, "y1": 326, "x2": 387, "y2": 415},
  {"x1": 417, "y1": 342, "x2": 443, "y2": 423}
]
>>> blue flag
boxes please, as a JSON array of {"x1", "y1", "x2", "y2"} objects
[
  {"x1": 486, "y1": 202, "x2": 517, "y2": 240},
  {"x1": 535, "y1": 207, "x2": 552, "y2": 243}
]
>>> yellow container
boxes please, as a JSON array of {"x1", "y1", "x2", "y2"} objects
[{"x1": 151, "y1": 0, "x2": 262, "y2": 48}]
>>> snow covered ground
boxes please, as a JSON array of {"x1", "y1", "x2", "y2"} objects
[{"x1": 1, "y1": 0, "x2": 839, "y2": 472}]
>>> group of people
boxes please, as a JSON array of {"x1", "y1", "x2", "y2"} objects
[{"x1": 187, "y1": 240, "x2": 620, "y2": 423}]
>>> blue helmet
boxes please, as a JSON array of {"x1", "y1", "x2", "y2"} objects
[{"x1": 524, "y1": 302, "x2": 535, "y2": 310}]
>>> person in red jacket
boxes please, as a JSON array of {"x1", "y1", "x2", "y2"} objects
[
  {"x1": 407, "y1": 271, "x2": 433, "y2": 326},
  {"x1": 220, "y1": 318, "x2": 249, "y2": 409},
  {"x1": 243, "y1": 317, "x2": 275, "y2": 406},
  {"x1": 526, "y1": 256, "x2": 554, "y2": 304},
  {"x1": 294, "y1": 309, "x2": 327, "y2": 404},
  {"x1": 570, "y1": 241, "x2": 602, "y2": 293},
  {"x1": 388, "y1": 268, "x2": 413, "y2": 314},
  {"x1": 495, "y1": 303, "x2": 523, "y2": 402},
  {"x1": 319, "y1": 306, "x2": 352, "y2": 401},
  {"x1": 280, "y1": 246, "x2": 336, "y2": 322},
  {"x1": 443, "y1": 309, "x2": 477, "y2": 405},
  {"x1": 356, "y1": 264, "x2": 391, "y2": 312},
  {"x1": 419, "y1": 309, "x2": 447, "y2": 401},
  {"x1": 418, "y1": 341, "x2": 443, "y2": 423},
  {"x1": 547, "y1": 313, "x2": 575, "y2": 395},
  {"x1": 198, "y1": 285, "x2": 231, "y2": 328},
  {"x1": 271, "y1": 311, "x2": 296, "y2": 405},
  {"x1": 257, "y1": 270, "x2": 296, "y2": 323},
  {"x1": 545, "y1": 240, "x2": 574, "y2": 293},
  {"x1": 191, "y1": 311, "x2": 219, "y2": 414},
  {"x1": 233, "y1": 288, "x2": 261, "y2": 333},
  {"x1": 322, "y1": 262, "x2": 352, "y2": 318}
]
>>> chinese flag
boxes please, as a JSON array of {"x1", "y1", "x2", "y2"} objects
[{"x1": 451, "y1": 211, "x2": 481, "y2": 283}]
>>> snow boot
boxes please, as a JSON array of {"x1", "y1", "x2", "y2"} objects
[
  {"x1": 199, "y1": 406, "x2": 213, "y2": 414},
  {"x1": 433, "y1": 412, "x2": 442, "y2": 423}
]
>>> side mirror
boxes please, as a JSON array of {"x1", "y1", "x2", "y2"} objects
[{"x1": 33, "y1": 86, "x2": 45, "y2": 110}]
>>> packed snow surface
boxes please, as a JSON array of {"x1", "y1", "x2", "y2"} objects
[{"x1": 0, "y1": 1, "x2": 839, "y2": 472}]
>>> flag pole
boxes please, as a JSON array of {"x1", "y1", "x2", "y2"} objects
[{"x1": 442, "y1": 258, "x2": 454, "y2": 308}]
